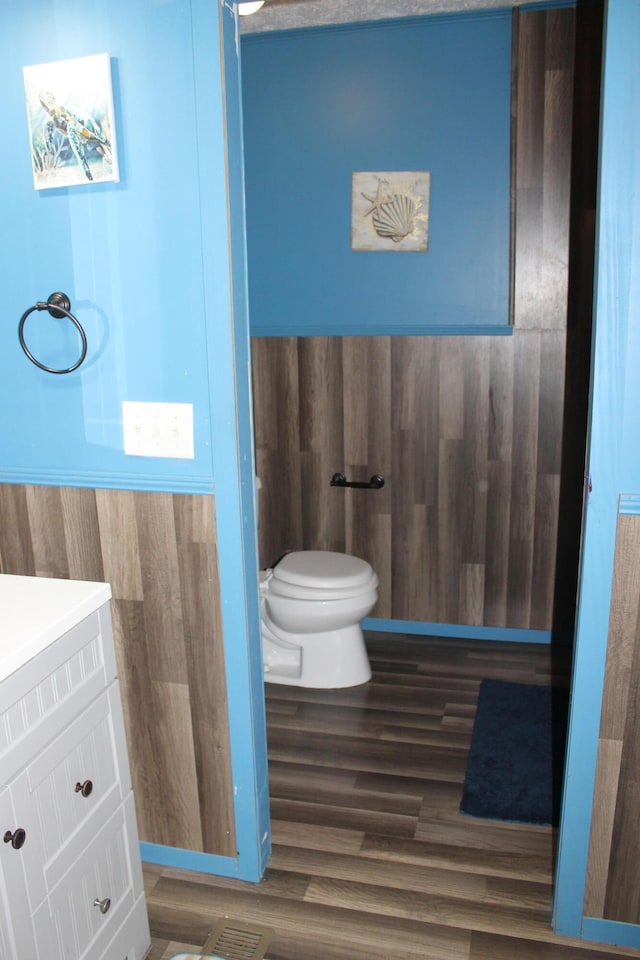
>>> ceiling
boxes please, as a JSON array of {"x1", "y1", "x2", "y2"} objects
[{"x1": 239, "y1": 0, "x2": 527, "y2": 33}]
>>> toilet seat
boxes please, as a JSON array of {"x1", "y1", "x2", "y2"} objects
[
  {"x1": 267, "y1": 574, "x2": 378, "y2": 602},
  {"x1": 273, "y1": 550, "x2": 374, "y2": 588},
  {"x1": 268, "y1": 551, "x2": 378, "y2": 601}
]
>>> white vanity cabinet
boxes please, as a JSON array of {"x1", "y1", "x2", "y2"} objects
[{"x1": 0, "y1": 575, "x2": 150, "y2": 960}]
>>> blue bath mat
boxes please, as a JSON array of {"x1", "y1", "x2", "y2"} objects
[{"x1": 460, "y1": 679, "x2": 569, "y2": 826}]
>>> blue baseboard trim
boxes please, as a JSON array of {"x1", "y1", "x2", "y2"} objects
[
  {"x1": 361, "y1": 617, "x2": 558, "y2": 644},
  {"x1": 140, "y1": 842, "x2": 243, "y2": 880},
  {"x1": 581, "y1": 918, "x2": 640, "y2": 950}
]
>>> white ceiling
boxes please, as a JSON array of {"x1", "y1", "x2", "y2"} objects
[{"x1": 239, "y1": 0, "x2": 526, "y2": 33}]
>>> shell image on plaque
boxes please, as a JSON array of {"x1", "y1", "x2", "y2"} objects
[{"x1": 351, "y1": 172, "x2": 430, "y2": 252}]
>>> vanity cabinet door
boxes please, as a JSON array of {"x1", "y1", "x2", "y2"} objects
[
  {"x1": 12, "y1": 683, "x2": 130, "y2": 908},
  {"x1": 33, "y1": 795, "x2": 143, "y2": 960}
]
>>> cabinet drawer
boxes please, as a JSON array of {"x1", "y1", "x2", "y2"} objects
[
  {"x1": 33, "y1": 794, "x2": 143, "y2": 960},
  {"x1": 0, "y1": 607, "x2": 117, "y2": 782},
  {"x1": 11, "y1": 683, "x2": 131, "y2": 908}
]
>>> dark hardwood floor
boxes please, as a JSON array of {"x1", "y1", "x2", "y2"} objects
[{"x1": 144, "y1": 633, "x2": 639, "y2": 960}]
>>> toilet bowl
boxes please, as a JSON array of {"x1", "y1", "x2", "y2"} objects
[{"x1": 260, "y1": 550, "x2": 378, "y2": 688}]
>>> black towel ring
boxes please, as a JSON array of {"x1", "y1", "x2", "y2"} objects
[{"x1": 18, "y1": 292, "x2": 87, "y2": 374}]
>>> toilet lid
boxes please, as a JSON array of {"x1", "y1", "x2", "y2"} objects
[{"x1": 272, "y1": 551, "x2": 375, "y2": 591}]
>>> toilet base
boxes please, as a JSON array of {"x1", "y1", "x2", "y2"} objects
[{"x1": 262, "y1": 618, "x2": 372, "y2": 689}]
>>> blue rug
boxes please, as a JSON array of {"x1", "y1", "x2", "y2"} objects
[{"x1": 460, "y1": 679, "x2": 569, "y2": 826}]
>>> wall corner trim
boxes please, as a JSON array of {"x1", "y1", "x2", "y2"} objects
[
  {"x1": 139, "y1": 842, "x2": 255, "y2": 882},
  {"x1": 618, "y1": 494, "x2": 640, "y2": 515},
  {"x1": 0, "y1": 470, "x2": 215, "y2": 495},
  {"x1": 251, "y1": 324, "x2": 514, "y2": 338}
]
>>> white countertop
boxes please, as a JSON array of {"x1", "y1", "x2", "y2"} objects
[{"x1": 0, "y1": 575, "x2": 111, "y2": 682}]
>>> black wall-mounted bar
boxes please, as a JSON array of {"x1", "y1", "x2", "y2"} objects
[{"x1": 330, "y1": 472, "x2": 385, "y2": 490}]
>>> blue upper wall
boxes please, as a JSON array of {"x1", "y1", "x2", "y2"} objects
[
  {"x1": 241, "y1": 11, "x2": 513, "y2": 336},
  {"x1": 0, "y1": 0, "x2": 230, "y2": 492}
]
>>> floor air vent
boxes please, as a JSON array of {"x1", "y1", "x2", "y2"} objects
[{"x1": 201, "y1": 918, "x2": 274, "y2": 960}]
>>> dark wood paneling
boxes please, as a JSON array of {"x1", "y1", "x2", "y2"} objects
[
  {"x1": 253, "y1": 323, "x2": 569, "y2": 630},
  {"x1": 251, "y1": 8, "x2": 580, "y2": 632},
  {"x1": 253, "y1": 336, "x2": 304, "y2": 568},
  {"x1": 585, "y1": 514, "x2": 640, "y2": 923},
  {"x1": 513, "y1": 8, "x2": 575, "y2": 331},
  {"x1": 0, "y1": 484, "x2": 235, "y2": 858}
]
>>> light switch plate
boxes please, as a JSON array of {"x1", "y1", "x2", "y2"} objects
[{"x1": 122, "y1": 401, "x2": 194, "y2": 459}]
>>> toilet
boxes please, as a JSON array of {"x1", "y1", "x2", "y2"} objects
[{"x1": 260, "y1": 549, "x2": 378, "y2": 688}]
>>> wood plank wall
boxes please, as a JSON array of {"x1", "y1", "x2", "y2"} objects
[
  {"x1": 0, "y1": 484, "x2": 236, "y2": 858},
  {"x1": 584, "y1": 514, "x2": 640, "y2": 924},
  {"x1": 252, "y1": 8, "x2": 580, "y2": 632}
]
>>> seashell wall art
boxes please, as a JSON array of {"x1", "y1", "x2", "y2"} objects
[{"x1": 351, "y1": 171, "x2": 430, "y2": 252}]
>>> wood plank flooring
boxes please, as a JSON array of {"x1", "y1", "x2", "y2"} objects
[{"x1": 144, "y1": 633, "x2": 639, "y2": 960}]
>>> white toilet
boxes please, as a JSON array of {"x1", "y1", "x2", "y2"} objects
[{"x1": 260, "y1": 549, "x2": 378, "y2": 688}]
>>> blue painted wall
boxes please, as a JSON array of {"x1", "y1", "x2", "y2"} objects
[
  {"x1": 0, "y1": 0, "x2": 270, "y2": 883},
  {"x1": 554, "y1": 0, "x2": 640, "y2": 944},
  {"x1": 241, "y1": 12, "x2": 513, "y2": 337},
  {"x1": 0, "y1": 0, "x2": 222, "y2": 492}
]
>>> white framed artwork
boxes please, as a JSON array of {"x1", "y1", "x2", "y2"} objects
[
  {"x1": 352, "y1": 171, "x2": 431, "y2": 252},
  {"x1": 23, "y1": 53, "x2": 119, "y2": 190}
]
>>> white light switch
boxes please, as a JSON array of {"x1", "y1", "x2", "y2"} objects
[{"x1": 122, "y1": 401, "x2": 194, "y2": 459}]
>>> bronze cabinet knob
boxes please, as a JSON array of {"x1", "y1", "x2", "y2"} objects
[
  {"x1": 74, "y1": 779, "x2": 94, "y2": 798},
  {"x1": 3, "y1": 828, "x2": 26, "y2": 850}
]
